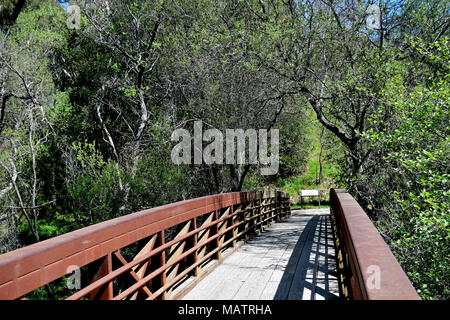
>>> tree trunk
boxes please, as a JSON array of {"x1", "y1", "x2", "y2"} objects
[
  {"x1": 318, "y1": 127, "x2": 324, "y2": 184},
  {"x1": 229, "y1": 164, "x2": 240, "y2": 192},
  {"x1": 28, "y1": 107, "x2": 39, "y2": 242},
  {"x1": 229, "y1": 164, "x2": 251, "y2": 192}
]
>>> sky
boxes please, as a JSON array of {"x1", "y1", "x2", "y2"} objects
[{"x1": 55, "y1": 0, "x2": 69, "y2": 11}]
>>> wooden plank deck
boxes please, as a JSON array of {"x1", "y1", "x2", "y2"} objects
[{"x1": 182, "y1": 209, "x2": 340, "y2": 300}]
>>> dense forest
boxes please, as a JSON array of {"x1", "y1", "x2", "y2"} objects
[{"x1": 0, "y1": 0, "x2": 448, "y2": 299}]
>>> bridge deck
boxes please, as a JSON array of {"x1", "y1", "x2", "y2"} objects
[{"x1": 182, "y1": 209, "x2": 340, "y2": 300}]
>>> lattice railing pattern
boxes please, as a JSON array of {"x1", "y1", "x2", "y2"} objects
[{"x1": 0, "y1": 191, "x2": 290, "y2": 300}]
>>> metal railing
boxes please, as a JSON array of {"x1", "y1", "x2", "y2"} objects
[
  {"x1": 329, "y1": 188, "x2": 421, "y2": 300},
  {"x1": 0, "y1": 190, "x2": 290, "y2": 300}
]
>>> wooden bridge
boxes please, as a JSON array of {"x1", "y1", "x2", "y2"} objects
[
  {"x1": 183, "y1": 208, "x2": 339, "y2": 300},
  {"x1": 0, "y1": 189, "x2": 420, "y2": 300}
]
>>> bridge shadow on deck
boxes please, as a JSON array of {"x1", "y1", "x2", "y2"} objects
[
  {"x1": 274, "y1": 214, "x2": 340, "y2": 300},
  {"x1": 181, "y1": 210, "x2": 340, "y2": 300}
]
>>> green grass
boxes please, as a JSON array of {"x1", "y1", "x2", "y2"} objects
[
  {"x1": 291, "y1": 203, "x2": 330, "y2": 210},
  {"x1": 277, "y1": 121, "x2": 340, "y2": 202}
]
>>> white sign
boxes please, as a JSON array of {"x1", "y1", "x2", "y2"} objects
[{"x1": 300, "y1": 190, "x2": 320, "y2": 197}]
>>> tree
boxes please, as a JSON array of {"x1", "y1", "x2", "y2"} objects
[
  {"x1": 363, "y1": 37, "x2": 449, "y2": 299},
  {"x1": 164, "y1": 0, "x2": 298, "y2": 191},
  {"x1": 0, "y1": 0, "x2": 68, "y2": 246},
  {"x1": 241, "y1": 0, "x2": 448, "y2": 198},
  {"x1": 0, "y1": 0, "x2": 26, "y2": 31}
]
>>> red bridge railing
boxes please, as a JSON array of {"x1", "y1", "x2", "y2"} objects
[
  {"x1": 330, "y1": 188, "x2": 421, "y2": 300},
  {"x1": 0, "y1": 190, "x2": 290, "y2": 300}
]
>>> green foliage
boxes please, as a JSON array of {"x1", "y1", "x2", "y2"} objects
[
  {"x1": 275, "y1": 112, "x2": 311, "y2": 179},
  {"x1": 72, "y1": 140, "x2": 106, "y2": 172},
  {"x1": 276, "y1": 111, "x2": 341, "y2": 198},
  {"x1": 364, "y1": 37, "x2": 449, "y2": 299},
  {"x1": 66, "y1": 163, "x2": 124, "y2": 224}
]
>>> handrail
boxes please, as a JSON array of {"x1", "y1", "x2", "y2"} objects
[
  {"x1": 0, "y1": 190, "x2": 290, "y2": 300},
  {"x1": 329, "y1": 188, "x2": 421, "y2": 300}
]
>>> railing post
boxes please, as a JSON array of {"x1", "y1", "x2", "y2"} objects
[
  {"x1": 269, "y1": 197, "x2": 273, "y2": 225},
  {"x1": 244, "y1": 201, "x2": 251, "y2": 241},
  {"x1": 273, "y1": 195, "x2": 277, "y2": 224},
  {"x1": 272, "y1": 196, "x2": 276, "y2": 224},
  {"x1": 253, "y1": 199, "x2": 257, "y2": 233},
  {"x1": 287, "y1": 193, "x2": 291, "y2": 218},
  {"x1": 159, "y1": 230, "x2": 167, "y2": 300},
  {"x1": 275, "y1": 192, "x2": 279, "y2": 222},
  {"x1": 230, "y1": 206, "x2": 237, "y2": 248},
  {"x1": 259, "y1": 198, "x2": 264, "y2": 233},
  {"x1": 191, "y1": 218, "x2": 199, "y2": 277},
  {"x1": 214, "y1": 210, "x2": 222, "y2": 260}
]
